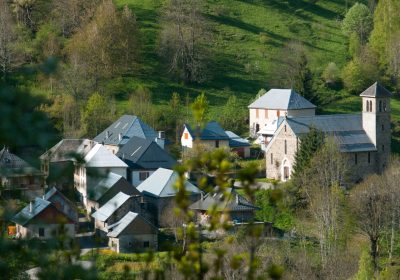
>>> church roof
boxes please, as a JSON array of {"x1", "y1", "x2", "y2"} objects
[
  {"x1": 360, "y1": 82, "x2": 392, "y2": 98},
  {"x1": 284, "y1": 114, "x2": 376, "y2": 152},
  {"x1": 93, "y1": 115, "x2": 158, "y2": 146},
  {"x1": 248, "y1": 89, "x2": 316, "y2": 110}
]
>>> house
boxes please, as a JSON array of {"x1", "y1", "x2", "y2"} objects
[
  {"x1": 93, "y1": 115, "x2": 165, "y2": 154},
  {"x1": 137, "y1": 168, "x2": 202, "y2": 227},
  {"x1": 74, "y1": 143, "x2": 128, "y2": 208},
  {"x1": 44, "y1": 187, "x2": 79, "y2": 224},
  {"x1": 189, "y1": 187, "x2": 260, "y2": 225},
  {"x1": 248, "y1": 89, "x2": 316, "y2": 142},
  {"x1": 107, "y1": 211, "x2": 158, "y2": 253},
  {"x1": 85, "y1": 172, "x2": 141, "y2": 214},
  {"x1": 0, "y1": 147, "x2": 45, "y2": 199},
  {"x1": 181, "y1": 121, "x2": 230, "y2": 151},
  {"x1": 39, "y1": 139, "x2": 95, "y2": 188},
  {"x1": 91, "y1": 192, "x2": 150, "y2": 233},
  {"x1": 12, "y1": 197, "x2": 75, "y2": 240},
  {"x1": 225, "y1": 131, "x2": 251, "y2": 158},
  {"x1": 116, "y1": 136, "x2": 177, "y2": 187},
  {"x1": 265, "y1": 82, "x2": 391, "y2": 182}
]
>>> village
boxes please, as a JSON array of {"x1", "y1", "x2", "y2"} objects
[{"x1": 2, "y1": 81, "x2": 391, "y2": 260}]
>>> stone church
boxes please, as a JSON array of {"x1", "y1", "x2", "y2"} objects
[{"x1": 264, "y1": 82, "x2": 391, "y2": 182}]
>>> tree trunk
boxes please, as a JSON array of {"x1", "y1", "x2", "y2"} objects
[{"x1": 370, "y1": 237, "x2": 378, "y2": 272}]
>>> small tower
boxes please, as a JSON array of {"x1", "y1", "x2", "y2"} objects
[{"x1": 360, "y1": 82, "x2": 391, "y2": 172}]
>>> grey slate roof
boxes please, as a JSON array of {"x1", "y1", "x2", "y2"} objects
[
  {"x1": 0, "y1": 148, "x2": 41, "y2": 175},
  {"x1": 225, "y1": 131, "x2": 250, "y2": 148},
  {"x1": 88, "y1": 172, "x2": 124, "y2": 202},
  {"x1": 285, "y1": 114, "x2": 376, "y2": 152},
  {"x1": 248, "y1": 89, "x2": 316, "y2": 110},
  {"x1": 360, "y1": 82, "x2": 392, "y2": 98},
  {"x1": 84, "y1": 144, "x2": 128, "y2": 168},
  {"x1": 107, "y1": 211, "x2": 156, "y2": 238},
  {"x1": 137, "y1": 168, "x2": 201, "y2": 198},
  {"x1": 12, "y1": 198, "x2": 51, "y2": 226},
  {"x1": 185, "y1": 121, "x2": 230, "y2": 140},
  {"x1": 91, "y1": 192, "x2": 131, "y2": 222},
  {"x1": 40, "y1": 139, "x2": 94, "y2": 162},
  {"x1": 116, "y1": 137, "x2": 176, "y2": 170},
  {"x1": 189, "y1": 187, "x2": 259, "y2": 212},
  {"x1": 93, "y1": 115, "x2": 158, "y2": 146}
]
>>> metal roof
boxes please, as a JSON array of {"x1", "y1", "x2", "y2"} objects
[
  {"x1": 248, "y1": 89, "x2": 316, "y2": 110},
  {"x1": 84, "y1": 144, "x2": 128, "y2": 168},
  {"x1": 93, "y1": 115, "x2": 158, "y2": 146},
  {"x1": 360, "y1": 82, "x2": 392, "y2": 98},
  {"x1": 189, "y1": 187, "x2": 259, "y2": 212},
  {"x1": 12, "y1": 198, "x2": 51, "y2": 226},
  {"x1": 106, "y1": 211, "x2": 138, "y2": 237},
  {"x1": 88, "y1": 172, "x2": 123, "y2": 201},
  {"x1": 116, "y1": 137, "x2": 176, "y2": 170},
  {"x1": 185, "y1": 121, "x2": 230, "y2": 140},
  {"x1": 137, "y1": 168, "x2": 201, "y2": 198},
  {"x1": 0, "y1": 148, "x2": 41, "y2": 175},
  {"x1": 225, "y1": 131, "x2": 250, "y2": 148},
  {"x1": 91, "y1": 192, "x2": 131, "y2": 222},
  {"x1": 40, "y1": 139, "x2": 94, "y2": 162},
  {"x1": 285, "y1": 114, "x2": 376, "y2": 152}
]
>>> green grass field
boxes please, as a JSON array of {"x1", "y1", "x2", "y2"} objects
[{"x1": 112, "y1": 0, "x2": 357, "y2": 116}]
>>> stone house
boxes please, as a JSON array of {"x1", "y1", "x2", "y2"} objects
[
  {"x1": 85, "y1": 172, "x2": 141, "y2": 214},
  {"x1": 181, "y1": 121, "x2": 230, "y2": 151},
  {"x1": 93, "y1": 115, "x2": 165, "y2": 154},
  {"x1": 265, "y1": 82, "x2": 391, "y2": 182},
  {"x1": 189, "y1": 187, "x2": 259, "y2": 225},
  {"x1": 44, "y1": 187, "x2": 79, "y2": 224},
  {"x1": 116, "y1": 136, "x2": 177, "y2": 187},
  {"x1": 12, "y1": 197, "x2": 75, "y2": 240},
  {"x1": 0, "y1": 147, "x2": 45, "y2": 200},
  {"x1": 107, "y1": 211, "x2": 158, "y2": 253},
  {"x1": 74, "y1": 143, "x2": 128, "y2": 208},
  {"x1": 40, "y1": 139, "x2": 95, "y2": 189},
  {"x1": 248, "y1": 89, "x2": 316, "y2": 146},
  {"x1": 225, "y1": 131, "x2": 251, "y2": 158},
  {"x1": 137, "y1": 168, "x2": 202, "y2": 227}
]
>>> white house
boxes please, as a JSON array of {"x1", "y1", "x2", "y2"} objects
[
  {"x1": 181, "y1": 121, "x2": 230, "y2": 150},
  {"x1": 248, "y1": 89, "x2": 316, "y2": 144}
]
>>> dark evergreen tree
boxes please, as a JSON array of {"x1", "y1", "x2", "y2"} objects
[{"x1": 292, "y1": 126, "x2": 325, "y2": 179}]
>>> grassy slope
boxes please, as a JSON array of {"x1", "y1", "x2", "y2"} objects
[{"x1": 114, "y1": 0, "x2": 349, "y2": 110}]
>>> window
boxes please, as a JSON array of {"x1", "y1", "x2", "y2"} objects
[
  {"x1": 284, "y1": 125, "x2": 287, "y2": 132},
  {"x1": 382, "y1": 145, "x2": 385, "y2": 152},
  {"x1": 382, "y1": 124, "x2": 384, "y2": 131},
  {"x1": 215, "y1": 140, "x2": 219, "y2": 148},
  {"x1": 284, "y1": 140, "x2": 287, "y2": 155},
  {"x1": 265, "y1": 109, "x2": 268, "y2": 118},
  {"x1": 256, "y1": 109, "x2": 259, "y2": 118},
  {"x1": 38, "y1": 228, "x2": 45, "y2": 237},
  {"x1": 368, "y1": 152, "x2": 371, "y2": 164},
  {"x1": 139, "y1": 172, "x2": 150, "y2": 181},
  {"x1": 128, "y1": 242, "x2": 132, "y2": 247},
  {"x1": 277, "y1": 110, "x2": 280, "y2": 117},
  {"x1": 383, "y1": 101, "x2": 387, "y2": 112},
  {"x1": 270, "y1": 153, "x2": 273, "y2": 164},
  {"x1": 184, "y1": 133, "x2": 189, "y2": 140},
  {"x1": 379, "y1": 100, "x2": 382, "y2": 112},
  {"x1": 354, "y1": 153, "x2": 358, "y2": 165},
  {"x1": 143, "y1": 241, "x2": 150, "y2": 248},
  {"x1": 366, "y1": 100, "x2": 370, "y2": 112}
]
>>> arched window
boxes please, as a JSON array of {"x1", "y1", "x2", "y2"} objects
[
  {"x1": 369, "y1": 101, "x2": 373, "y2": 112},
  {"x1": 284, "y1": 140, "x2": 287, "y2": 154},
  {"x1": 379, "y1": 100, "x2": 382, "y2": 112},
  {"x1": 366, "y1": 100, "x2": 369, "y2": 112},
  {"x1": 383, "y1": 101, "x2": 387, "y2": 112}
]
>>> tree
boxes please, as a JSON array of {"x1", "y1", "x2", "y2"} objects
[
  {"x1": 159, "y1": 0, "x2": 212, "y2": 83},
  {"x1": 165, "y1": 92, "x2": 184, "y2": 143},
  {"x1": 322, "y1": 62, "x2": 341, "y2": 85},
  {"x1": 342, "y1": 3, "x2": 373, "y2": 44},
  {"x1": 67, "y1": 0, "x2": 139, "y2": 91},
  {"x1": 292, "y1": 126, "x2": 325, "y2": 179},
  {"x1": 0, "y1": 0, "x2": 21, "y2": 78},
  {"x1": 127, "y1": 86, "x2": 161, "y2": 129},
  {"x1": 82, "y1": 92, "x2": 115, "y2": 137},
  {"x1": 218, "y1": 95, "x2": 247, "y2": 135},
  {"x1": 270, "y1": 41, "x2": 315, "y2": 102},
  {"x1": 191, "y1": 92, "x2": 209, "y2": 128}
]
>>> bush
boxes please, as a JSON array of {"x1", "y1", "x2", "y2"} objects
[{"x1": 322, "y1": 62, "x2": 341, "y2": 85}]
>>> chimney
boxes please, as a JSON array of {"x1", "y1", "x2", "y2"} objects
[
  {"x1": 106, "y1": 130, "x2": 110, "y2": 139},
  {"x1": 122, "y1": 153, "x2": 125, "y2": 160},
  {"x1": 236, "y1": 194, "x2": 239, "y2": 204},
  {"x1": 118, "y1": 133, "x2": 122, "y2": 141},
  {"x1": 155, "y1": 131, "x2": 165, "y2": 149},
  {"x1": 42, "y1": 195, "x2": 45, "y2": 200},
  {"x1": 29, "y1": 201, "x2": 33, "y2": 213},
  {"x1": 201, "y1": 192, "x2": 204, "y2": 201}
]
